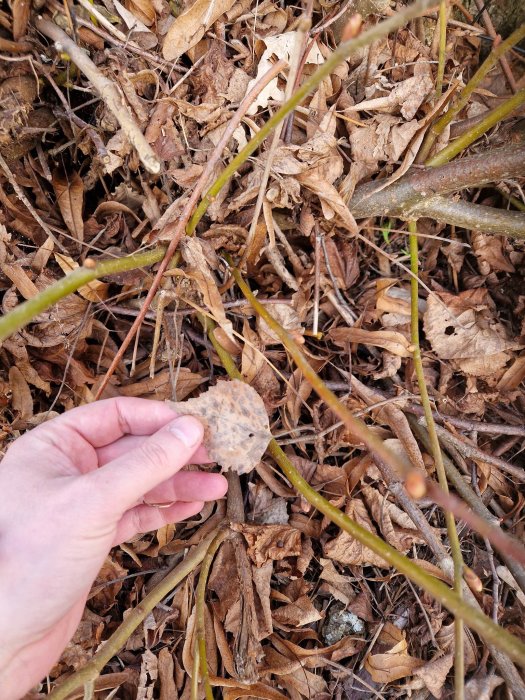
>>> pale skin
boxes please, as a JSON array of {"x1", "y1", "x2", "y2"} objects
[{"x1": 0, "y1": 397, "x2": 228, "y2": 700}]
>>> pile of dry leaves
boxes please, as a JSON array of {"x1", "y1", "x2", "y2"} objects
[{"x1": 1, "y1": 0, "x2": 525, "y2": 697}]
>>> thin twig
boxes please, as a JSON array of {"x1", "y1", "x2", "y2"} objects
[{"x1": 472, "y1": 0, "x2": 517, "y2": 92}]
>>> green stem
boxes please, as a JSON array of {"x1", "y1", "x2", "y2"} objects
[
  {"x1": 187, "y1": 0, "x2": 436, "y2": 235},
  {"x1": 427, "y1": 89, "x2": 525, "y2": 167},
  {"x1": 418, "y1": 22, "x2": 525, "y2": 163},
  {"x1": 0, "y1": 248, "x2": 165, "y2": 342},
  {"x1": 203, "y1": 317, "x2": 525, "y2": 667},
  {"x1": 408, "y1": 221, "x2": 464, "y2": 698},
  {"x1": 193, "y1": 529, "x2": 228, "y2": 700},
  {"x1": 47, "y1": 531, "x2": 217, "y2": 700}
]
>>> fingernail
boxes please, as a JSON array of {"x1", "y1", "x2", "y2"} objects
[{"x1": 169, "y1": 415, "x2": 203, "y2": 448}]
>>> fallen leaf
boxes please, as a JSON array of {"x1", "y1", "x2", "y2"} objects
[
  {"x1": 181, "y1": 237, "x2": 238, "y2": 348},
  {"x1": 272, "y1": 594, "x2": 322, "y2": 629},
  {"x1": 464, "y1": 674, "x2": 503, "y2": 700},
  {"x1": 137, "y1": 649, "x2": 158, "y2": 700},
  {"x1": 256, "y1": 303, "x2": 303, "y2": 346},
  {"x1": 323, "y1": 498, "x2": 387, "y2": 568},
  {"x1": 52, "y1": 169, "x2": 84, "y2": 243},
  {"x1": 245, "y1": 33, "x2": 324, "y2": 115},
  {"x1": 365, "y1": 623, "x2": 424, "y2": 683},
  {"x1": 162, "y1": 0, "x2": 236, "y2": 61},
  {"x1": 423, "y1": 289, "x2": 519, "y2": 376},
  {"x1": 169, "y1": 380, "x2": 271, "y2": 474},
  {"x1": 232, "y1": 523, "x2": 302, "y2": 567},
  {"x1": 330, "y1": 326, "x2": 413, "y2": 357},
  {"x1": 413, "y1": 653, "x2": 454, "y2": 699}
]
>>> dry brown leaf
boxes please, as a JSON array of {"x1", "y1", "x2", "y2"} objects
[
  {"x1": 180, "y1": 237, "x2": 238, "y2": 347},
  {"x1": 361, "y1": 484, "x2": 430, "y2": 553},
  {"x1": 472, "y1": 232, "x2": 515, "y2": 275},
  {"x1": 158, "y1": 648, "x2": 177, "y2": 700},
  {"x1": 272, "y1": 594, "x2": 323, "y2": 629},
  {"x1": 423, "y1": 289, "x2": 519, "y2": 376},
  {"x1": 170, "y1": 380, "x2": 271, "y2": 474},
  {"x1": 162, "y1": 0, "x2": 236, "y2": 60},
  {"x1": 52, "y1": 169, "x2": 84, "y2": 243},
  {"x1": 12, "y1": 0, "x2": 30, "y2": 40},
  {"x1": 54, "y1": 254, "x2": 109, "y2": 303},
  {"x1": 9, "y1": 365, "x2": 33, "y2": 421},
  {"x1": 232, "y1": 523, "x2": 302, "y2": 567},
  {"x1": 297, "y1": 170, "x2": 358, "y2": 234},
  {"x1": 330, "y1": 326, "x2": 413, "y2": 357},
  {"x1": 323, "y1": 498, "x2": 387, "y2": 568},
  {"x1": 464, "y1": 674, "x2": 503, "y2": 700},
  {"x1": 245, "y1": 33, "x2": 324, "y2": 115},
  {"x1": 256, "y1": 303, "x2": 303, "y2": 346},
  {"x1": 413, "y1": 653, "x2": 454, "y2": 699},
  {"x1": 137, "y1": 649, "x2": 158, "y2": 700},
  {"x1": 365, "y1": 622, "x2": 424, "y2": 683}
]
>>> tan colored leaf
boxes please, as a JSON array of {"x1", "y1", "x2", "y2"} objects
[
  {"x1": 414, "y1": 653, "x2": 454, "y2": 698},
  {"x1": 323, "y1": 498, "x2": 387, "y2": 568},
  {"x1": 361, "y1": 484, "x2": 429, "y2": 553},
  {"x1": 423, "y1": 289, "x2": 519, "y2": 371},
  {"x1": 472, "y1": 231, "x2": 515, "y2": 275},
  {"x1": 365, "y1": 623, "x2": 424, "y2": 683},
  {"x1": 169, "y1": 380, "x2": 271, "y2": 474},
  {"x1": 245, "y1": 33, "x2": 324, "y2": 115},
  {"x1": 158, "y1": 648, "x2": 176, "y2": 700},
  {"x1": 464, "y1": 674, "x2": 503, "y2": 700},
  {"x1": 297, "y1": 171, "x2": 358, "y2": 235},
  {"x1": 256, "y1": 303, "x2": 303, "y2": 346},
  {"x1": 181, "y1": 237, "x2": 238, "y2": 348},
  {"x1": 52, "y1": 169, "x2": 84, "y2": 242},
  {"x1": 54, "y1": 253, "x2": 109, "y2": 302},
  {"x1": 125, "y1": 0, "x2": 155, "y2": 26},
  {"x1": 272, "y1": 594, "x2": 323, "y2": 629},
  {"x1": 330, "y1": 326, "x2": 413, "y2": 357},
  {"x1": 232, "y1": 523, "x2": 302, "y2": 567},
  {"x1": 162, "y1": 0, "x2": 236, "y2": 60},
  {"x1": 9, "y1": 365, "x2": 33, "y2": 421},
  {"x1": 1, "y1": 263, "x2": 38, "y2": 299},
  {"x1": 137, "y1": 649, "x2": 158, "y2": 700}
]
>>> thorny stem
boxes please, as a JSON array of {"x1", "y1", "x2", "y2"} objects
[
  {"x1": 417, "y1": 22, "x2": 525, "y2": 163},
  {"x1": 0, "y1": 248, "x2": 165, "y2": 342},
  {"x1": 427, "y1": 89, "x2": 525, "y2": 167},
  {"x1": 47, "y1": 531, "x2": 218, "y2": 700},
  {"x1": 187, "y1": 0, "x2": 437, "y2": 234},
  {"x1": 408, "y1": 221, "x2": 464, "y2": 698},
  {"x1": 436, "y1": 0, "x2": 447, "y2": 98},
  {"x1": 205, "y1": 316, "x2": 525, "y2": 668},
  {"x1": 193, "y1": 529, "x2": 228, "y2": 700}
]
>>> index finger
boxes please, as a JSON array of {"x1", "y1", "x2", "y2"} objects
[{"x1": 40, "y1": 397, "x2": 180, "y2": 448}]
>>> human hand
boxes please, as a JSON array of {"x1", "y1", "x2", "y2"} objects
[{"x1": 0, "y1": 397, "x2": 228, "y2": 700}]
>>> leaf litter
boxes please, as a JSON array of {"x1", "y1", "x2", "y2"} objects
[{"x1": 2, "y1": 0, "x2": 525, "y2": 698}]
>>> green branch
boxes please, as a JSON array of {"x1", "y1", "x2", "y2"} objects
[{"x1": 0, "y1": 248, "x2": 165, "y2": 342}]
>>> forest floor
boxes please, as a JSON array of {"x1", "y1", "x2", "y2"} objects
[{"x1": 1, "y1": 0, "x2": 525, "y2": 698}]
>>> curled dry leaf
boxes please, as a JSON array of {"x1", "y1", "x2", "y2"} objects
[
  {"x1": 365, "y1": 622, "x2": 424, "y2": 683},
  {"x1": 162, "y1": 0, "x2": 236, "y2": 61},
  {"x1": 423, "y1": 289, "x2": 520, "y2": 376},
  {"x1": 232, "y1": 523, "x2": 302, "y2": 567},
  {"x1": 169, "y1": 380, "x2": 271, "y2": 474},
  {"x1": 330, "y1": 326, "x2": 413, "y2": 358}
]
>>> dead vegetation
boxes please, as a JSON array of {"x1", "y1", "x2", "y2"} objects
[{"x1": 2, "y1": 0, "x2": 525, "y2": 697}]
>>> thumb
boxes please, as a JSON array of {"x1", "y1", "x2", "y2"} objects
[{"x1": 85, "y1": 415, "x2": 204, "y2": 513}]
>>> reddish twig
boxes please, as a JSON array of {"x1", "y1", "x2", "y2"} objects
[{"x1": 94, "y1": 59, "x2": 287, "y2": 399}]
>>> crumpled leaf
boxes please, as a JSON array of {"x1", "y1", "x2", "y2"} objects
[
  {"x1": 365, "y1": 623, "x2": 424, "y2": 683},
  {"x1": 272, "y1": 594, "x2": 323, "y2": 629},
  {"x1": 180, "y1": 237, "x2": 238, "y2": 347},
  {"x1": 232, "y1": 523, "x2": 302, "y2": 567},
  {"x1": 245, "y1": 33, "x2": 324, "y2": 115},
  {"x1": 464, "y1": 674, "x2": 503, "y2": 700},
  {"x1": 163, "y1": 0, "x2": 236, "y2": 60},
  {"x1": 323, "y1": 498, "x2": 387, "y2": 568},
  {"x1": 169, "y1": 380, "x2": 271, "y2": 474},
  {"x1": 137, "y1": 649, "x2": 158, "y2": 700},
  {"x1": 413, "y1": 653, "x2": 454, "y2": 699},
  {"x1": 423, "y1": 289, "x2": 520, "y2": 376},
  {"x1": 329, "y1": 326, "x2": 413, "y2": 358}
]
